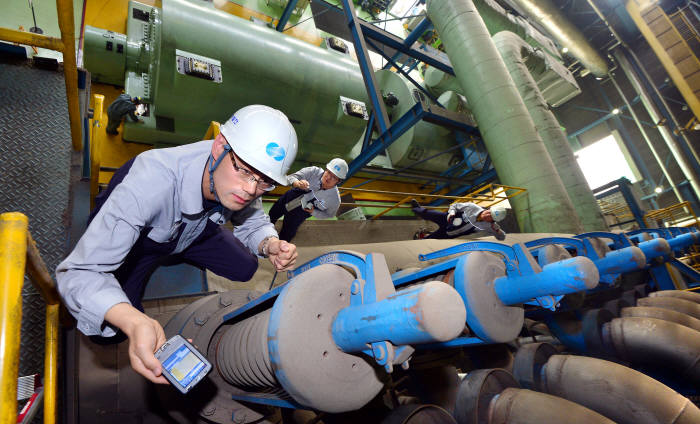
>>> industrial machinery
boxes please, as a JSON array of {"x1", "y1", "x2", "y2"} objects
[{"x1": 145, "y1": 228, "x2": 700, "y2": 423}]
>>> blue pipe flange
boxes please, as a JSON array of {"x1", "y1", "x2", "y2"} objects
[
  {"x1": 269, "y1": 262, "x2": 386, "y2": 412},
  {"x1": 436, "y1": 242, "x2": 599, "y2": 343},
  {"x1": 526, "y1": 236, "x2": 645, "y2": 284}
]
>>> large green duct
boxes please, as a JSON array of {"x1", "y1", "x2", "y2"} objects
[
  {"x1": 426, "y1": 0, "x2": 583, "y2": 233},
  {"x1": 83, "y1": 0, "x2": 468, "y2": 172},
  {"x1": 493, "y1": 31, "x2": 607, "y2": 231}
]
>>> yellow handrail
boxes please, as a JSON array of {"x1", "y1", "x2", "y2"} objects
[
  {"x1": 90, "y1": 94, "x2": 105, "y2": 208},
  {"x1": 0, "y1": 212, "x2": 61, "y2": 424},
  {"x1": 0, "y1": 0, "x2": 82, "y2": 151}
]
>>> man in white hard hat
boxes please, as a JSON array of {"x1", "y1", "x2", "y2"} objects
[
  {"x1": 268, "y1": 158, "x2": 347, "y2": 241},
  {"x1": 56, "y1": 105, "x2": 299, "y2": 384},
  {"x1": 411, "y1": 199, "x2": 506, "y2": 240}
]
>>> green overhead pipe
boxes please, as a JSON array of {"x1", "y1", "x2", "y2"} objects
[
  {"x1": 510, "y1": 0, "x2": 609, "y2": 77},
  {"x1": 426, "y1": 0, "x2": 583, "y2": 233},
  {"x1": 493, "y1": 31, "x2": 608, "y2": 231}
]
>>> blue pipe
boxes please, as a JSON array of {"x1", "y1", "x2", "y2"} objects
[
  {"x1": 636, "y1": 238, "x2": 672, "y2": 264},
  {"x1": 594, "y1": 247, "x2": 646, "y2": 275},
  {"x1": 332, "y1": 281, "x2": 465, "y2": 352},
  {"x1": 493, "y1": 257, "x2": 598, "y2": 305},
  {"x1": 668, "y1": 232, "x2": 698, "y2": 253}
]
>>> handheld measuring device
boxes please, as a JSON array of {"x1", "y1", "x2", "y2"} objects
[{"x1": 154, "y1": 335, "x2": 212, "y2": 394}]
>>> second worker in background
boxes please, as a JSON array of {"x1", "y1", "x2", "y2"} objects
[{"x1": 269, "y1": 158, "x2": 348, "y2": 242}]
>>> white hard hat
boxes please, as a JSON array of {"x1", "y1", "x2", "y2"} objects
[
  {"x1": 326, "y1": 158, "x2": 348, "y2": 179},
  {"x1": 490, "y1": 205, "x2": 507, "y2": 222},
  {"x1": 220, "y1": 105, "x2": 298, "y2": 186}
]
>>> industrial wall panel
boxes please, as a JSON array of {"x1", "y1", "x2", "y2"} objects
[{"x1": 0, "y1": 62, "x2": 72, "y2": 387}]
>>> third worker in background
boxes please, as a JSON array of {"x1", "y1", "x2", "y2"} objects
[
  {"x1": 411, "y1": 199, "x2": 507, "y2": 240},
  {"x1": 268, "y1": 158, "x2": 348, "y2": 242}
]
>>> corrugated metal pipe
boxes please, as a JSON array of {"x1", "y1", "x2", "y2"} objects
[
  {"x1": 526, "y1": 354, "x2": 700, "y2": 424},
  {"x1": 510, "y1": 0, "x2": 609, "y2": 77},
  {"x1": 426, "y1": 0, "x2": 583, "y2": 234},
  {"x1": 493, "y1": 31, "x2": 608, "y2": 231}
]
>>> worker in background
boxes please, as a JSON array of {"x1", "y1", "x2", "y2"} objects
[
  {"x1": 411, "y1": 199, "x2": 507, "y2": 240},
  {"x1": 56, "y1": 105, "x2": 299, "y2": 384},
  {"x1": 105, "y1": 94, "x2": 142, "y2": 135},
  {"x1": 268, "y1": 158, "x2": 347, "y2": 242}
]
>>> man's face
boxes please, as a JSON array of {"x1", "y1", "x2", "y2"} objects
[
  {"x1": 321, "y1": 170, "x2": 341, "y2": 190},
  {"x1": 480, "y1": 209, "x2": 494, "y2": 223},
  {"x1": 213, "y1": 142, "x2": 273, "y2": 211}
]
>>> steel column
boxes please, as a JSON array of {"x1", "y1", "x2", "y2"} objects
[
  {"x1": 340, "y1": 0, "x2": 390, "y2": 132},
  {"x1": 276, "y1": 0, "x2": 300, "y2": 31}
]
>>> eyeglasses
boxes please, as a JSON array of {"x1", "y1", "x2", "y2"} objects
[{"x1": 229, "y1": 151, "x2": 276, "y2": 192}]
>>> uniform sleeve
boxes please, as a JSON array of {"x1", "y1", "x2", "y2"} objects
[
  {"x1": 311, "y1": 189, "x2": 341, "y2": 219},
  {"x1": 232, "y1": 198, "x2": 278, "y2": 256},
  {"x1": 55, "y1": 164, "x2": 170, "y2": 337},
  {"x1": 456, "y1": 202, "x2": 485, "y2": 225},
  {"x1": 286, "y1": 166, "x2": 317, "y2": 185}
]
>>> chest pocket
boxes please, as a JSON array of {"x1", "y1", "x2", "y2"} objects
[{"x1": 147, "y1": 221, "x2": 182, "y2": 243}]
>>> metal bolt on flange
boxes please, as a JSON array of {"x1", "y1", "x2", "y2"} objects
[
  {"x1": 194, "y1": 312, "x2": 210, "y2": 326},
  {"x1": 232, "y1": 411, "x2": 247, "y2": 423},
  {"x1": 202, "y1": 406, "x2": 216, "y2": 416},
  {"x1": 351, "y1": 281, "x2": 360, "y2": 295},
  {"x1": 219, "y1": 295, "x2": 232, "y2": 307}
]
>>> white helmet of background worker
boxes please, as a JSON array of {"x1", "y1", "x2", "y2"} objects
[
  {"x1": 326, "y1": 158, "x2": 348, "y2": 179},
  {"x1": 490, "y1": 205, "x2": 507, "y2": 222},
  {"x1": 220, "y1": 105, "x2": 298, "y2": 186}
]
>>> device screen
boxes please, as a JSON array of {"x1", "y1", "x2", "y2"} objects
[{"x1": 161, "y1": 344, "x2": 207, "y2": 387}]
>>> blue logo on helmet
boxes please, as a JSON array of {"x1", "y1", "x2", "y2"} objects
[
  {"x1": 266, "y1": 143, "x2": 286, "y2": 162},
  {"x1": 334, "y1": 165, "x2": 340, "y2": 171}
]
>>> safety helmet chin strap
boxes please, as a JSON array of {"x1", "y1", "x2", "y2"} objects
[{"x1": 208, "y1": 144, "x2": 232, "y2": 204}]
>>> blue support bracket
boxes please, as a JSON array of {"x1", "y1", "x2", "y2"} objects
[
  {"x1": 419, "y1": 241, "x2": 598, "y2": 310},
  {"x1": 275, "y1": 0, "x2": 300, "y2": 31},
  {"x1": 669, "y1": 259, "x2": 700, "y2": 287},
  {"x1": 286, "y1": 250, "x2": 433, "y2": 372},
  {"x1": 575, "y1": 231, "x2": 633, "y2": 249},
  {"x1": 525, "y1": 236, "x2": 645, "y2": 284},
  {"x1": 382, "y1": 17, "x2": 434, "y2": 70}
]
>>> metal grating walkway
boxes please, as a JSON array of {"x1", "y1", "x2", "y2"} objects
[{"x1": 0, "y1": 61, "x2": 73, "y2": 388}]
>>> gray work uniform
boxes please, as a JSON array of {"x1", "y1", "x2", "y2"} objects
[
  {"x1": 447, "y1": 202, "x2": 506, "y2": 240},
  {"x1": 56, "y1": 140, "x2": 277, "y2": 337},
  {"x1": 286, "y1": 167, "x2": 341, "y2": 219}
]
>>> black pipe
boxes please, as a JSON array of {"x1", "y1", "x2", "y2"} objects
[
  {"x1": 603, "y1": 316, "x2": 700, "y2": 382},
  {"x1": 537, "y1": 355, "x2": 700, "y2": 424}
]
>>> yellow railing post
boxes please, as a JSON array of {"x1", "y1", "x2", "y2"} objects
[
  {"x1": 0, "y1": 213, "x2": 61, "y2": 424},
  {"x1": 0, "y1": 213, "x2": 29, "y2": 424},
  {"x1": 90, "y1": 94, "x2": 105, "y2": 209},
  {"x1": 44, "y1": 304, "x2": 59, "y2": 424},
  {"x1": 56, "y1": 0, "x2": 82, "y2": 152}
]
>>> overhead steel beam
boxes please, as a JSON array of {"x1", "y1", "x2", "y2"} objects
[
  {"x1": 276, "y1": 0, "x2": 300, "y2": 31},
  {"x1": 340, "y1": 0, "x2": 390, "y2": 132}
]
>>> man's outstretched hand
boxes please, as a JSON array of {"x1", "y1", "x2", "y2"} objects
[{"x1": 105, "y1": 303, "x2": 169, "y2": 384}]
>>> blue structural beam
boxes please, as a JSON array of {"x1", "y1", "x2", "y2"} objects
[
  {"x1": 340, "y1": 0, "x2": 391, "y2": 133},
  {"x1": 346, "y1": 100, "x2": 478, "y2": 179},
  {"x1": 276, "y1": 0, "x2": 300, "y2": 31},
  {"x1": 366, "y1": 37, "x2": 444, "y2": 107},
  {"x1": 332, "y1": 282, "x2": 465, "y2": 352},
  {"x1": 358, "y1": 19, "x2": 454, "y2": 75},
  {"x1": 382, "y1": 17, "x2": 434, "y2": 70}
]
